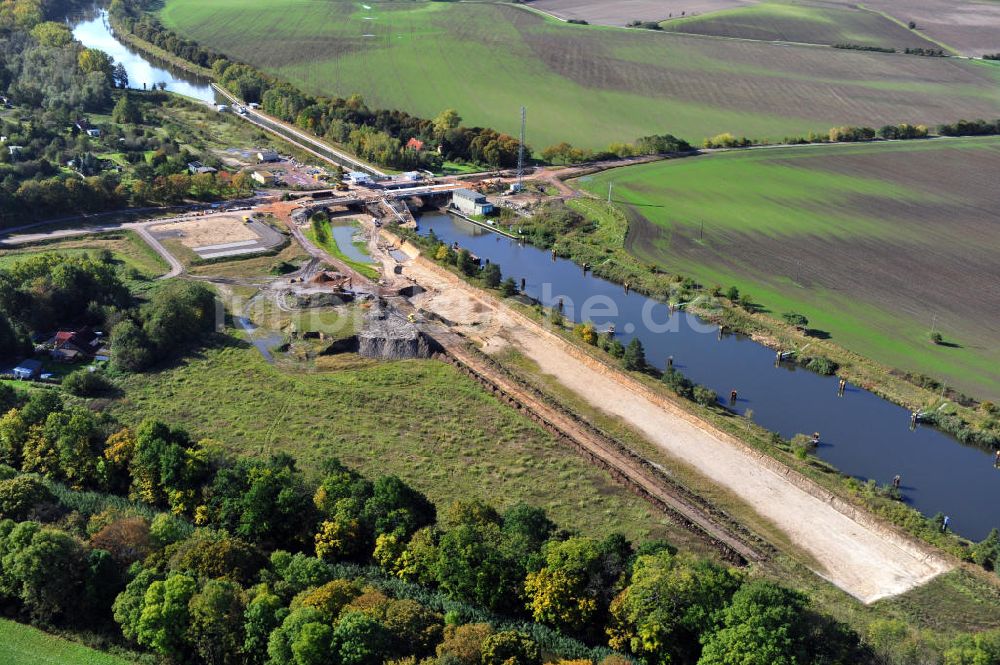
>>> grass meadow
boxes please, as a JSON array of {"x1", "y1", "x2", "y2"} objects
[
  {"x1": 0, "y1": 231, "x2": 168, "y2": 277},
  {"x1": 0, "y1": 619, "x2": 136, "y2": 665},
  {"x1": 158, "y1": 0, "x2": 1000, "y2": 149},
  {"x1": 111, "y1": 336, "x2": 673, "y2": 542},
  {"x1": 577, "y1": 137, "x2": 1000, "y2": 399}
]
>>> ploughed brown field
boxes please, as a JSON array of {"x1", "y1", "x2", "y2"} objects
[
  {"x1": 580, "y1": 137, "x2": 1000, "y2": 398},
  {"x1": 535, "y1": 0, "x2": 1000, "y2": 55},
  {"x1": 860, "y1": 0, "x2": 1000, "y2": 56}
]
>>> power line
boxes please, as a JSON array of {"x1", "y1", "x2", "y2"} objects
[{"x1": 516, "y1": 106, "x2": 526, "y2": 190}]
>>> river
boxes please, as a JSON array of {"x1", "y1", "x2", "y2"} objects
[
  {"x1": 69, "y1": 8, "x2": 218, "y2": 103},
  {"x1": 419, "y1": 212, "x2": 999, "y2": 541}
]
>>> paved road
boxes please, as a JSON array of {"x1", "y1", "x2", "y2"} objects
[
  {"x1": 212, "y1": 85, "x2": 386, "y2": 177},
  {"x1": 2, "y1": 217, "x2": 183, "y2": 279},
  {"x1": 134, "y1": 224, "x2": 184, "y2": 279}
]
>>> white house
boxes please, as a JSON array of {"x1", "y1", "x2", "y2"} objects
[
  {"x1": 12, "y1": 359, "x2": 42, "y2": 380},
  {"x1": 452, "y1": 188, "x2": 493, "y2": 216},
  {"x1": 345, "y1": 171, "x2": 373, "y2": 186}
]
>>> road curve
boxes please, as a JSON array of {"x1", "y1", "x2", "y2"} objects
[{"x1": 134, "y1": 224, "x2": 184, "y2": 279}]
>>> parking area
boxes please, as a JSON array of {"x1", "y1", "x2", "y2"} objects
[{"x1": 149, "y1": 212, "x2": 284, "y2": 260}]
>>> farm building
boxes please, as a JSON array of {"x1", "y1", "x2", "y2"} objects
[
  {"x1": 452, "y1": 188, "x2": 494, "y2": 216},
  {"x1": 345, "y1": 171, "x2": 373, "y2": 185},
  {"x1": 257, "y1": 149, "x2": 280, "y2": 163},
  {"x1": 12, "y1": 359, "x2": 42, "y2": 380},
  {"x1": 252, "y1": 170, "x2": 275, "y2": 185}
]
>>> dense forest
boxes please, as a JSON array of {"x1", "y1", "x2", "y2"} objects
[{"x1": 0, "y1": 379, "x2": 883, "y2": 665}]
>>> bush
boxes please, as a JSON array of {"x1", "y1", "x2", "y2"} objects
[
  {"x1": 482, "y1": 263, "x2": 501, "y2": 289},
  {"x1": 622, "y1": 338, "x2": 646, "y2": 371},
  {"x1": 692, "y1": 385, "x2": 718, "y2": 407},
  {"x1": 930, "y1": 331, "x2": 943, "y2": 345},
  {"x1": 703, "y1": 133, "x2": 752, "y2": 149},
  {"x1": 457, "y1": 249, "x2": 478, "y2": 277},
  {"x1": 781, "y1": 312, "x2": 808, "y2": 329},
  {"x1": 0, "y1": 474, "x2": 55, "y2": 520},
  {"x1": 63, "y1": 369, "x2": 115, "y2": 397},
  {"x1": 662, "y1": 368, "x2": 694, "y2": 399},
  {"x1": 804, "y1": 356, "x2": 838, "y2": 376},
  {"x1": 0, "y1": 383, "x2": 20, "y2": 414}
]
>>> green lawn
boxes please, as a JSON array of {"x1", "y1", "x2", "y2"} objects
[
  {"x1": 0, "y1": 231, "x2": 169, "y2": 280},
  {"x1": 577, "y1": 137, "x2": 1000, "y2": 399},
  {"x1": 159, "y1": 0, "x2": 1000, "y2": 150},
  {"x1": 111, "y1": 336, "x2": 671, "y2": 541},
  {"x1": 0, "y1": 619, "x2": 136, "y2": 665}
]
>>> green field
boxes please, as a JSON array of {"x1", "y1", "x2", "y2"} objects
[
  {"x1": 661, "y1": 0, "x2": 940, "y2": 50},
  {"x1": 111, "y1": 336, "x2": 683, "y2": 544},
  {"x1": 0, "y1": 619, "x2": 136, "y2": 665},
  {"x1": 158, "y1": 0, "x2": 1000, "y2": 150},
  {"x1": 0, "y1": 231, "x2": 168, "y2": 277},
  {"x1": 577, "y1": 137, "x2": 1000, "y2": 399}
]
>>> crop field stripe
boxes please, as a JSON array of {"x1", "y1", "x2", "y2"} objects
[
  {"x1": 159, "y1": 0, "x2": 1000, "y2": 149},
  {"x1": 660, "y1": 1, "x2": 942, "y2": 50}
]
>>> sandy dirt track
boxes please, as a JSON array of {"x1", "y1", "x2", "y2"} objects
[{"x1": 401, "y1": 252, "x2": 952, "y2": 603}]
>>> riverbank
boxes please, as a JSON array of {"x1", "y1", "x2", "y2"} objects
[
  {"x1": 391, "y1": 218, "x2": 998, "y2": 563},
  {"x1": 107, "y1": 12, "x2": 215, "y2": 80},
  {"x1": 516, "y1": 195, "x2": 999, "y2": 452},
  {"x1": 386, "y1": 226, "x2": 961, "y2": 602},
  {"x1": 445, "y1": 207, "x2": 520, "y2": 239}
]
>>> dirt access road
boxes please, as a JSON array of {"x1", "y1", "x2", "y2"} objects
[{"x1": 398, "y1": 248, "x2": 952, "y2": 603}]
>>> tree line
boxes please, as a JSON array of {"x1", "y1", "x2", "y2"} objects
[{"x1": 0, "y1": 383, "x2": 889, "y2": 665}]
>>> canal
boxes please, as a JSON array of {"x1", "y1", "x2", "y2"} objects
[
  {"x1": 70, "y1": 8, "x2": 219, "y2": 103},
  {"x1": 418, "y1": 212, "x2": 999, "y2": 541}
]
